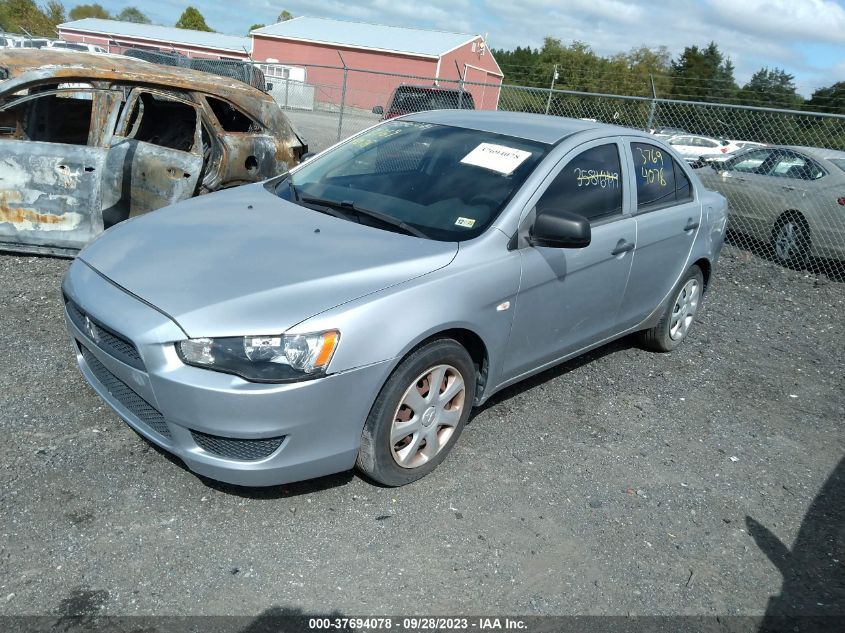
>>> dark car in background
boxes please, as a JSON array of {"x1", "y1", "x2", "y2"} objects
[{"x1": 373, "y1": 85, "x2": 475, "y2": 120}]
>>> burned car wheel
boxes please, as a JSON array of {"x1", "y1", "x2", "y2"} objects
[{"x1": 356, "y1": 339, "x2": 475, "y2": 487}]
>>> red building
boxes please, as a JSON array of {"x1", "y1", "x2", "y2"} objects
[
  {"x1": 251, "y1": 17, "x2": 503, "y2": 110},
  {"x1": 58, "y1": 18, "x2": 252, "y2": 60},
  {"x1": 56, "y1": 16, "x2": 503, "y2": 111}
]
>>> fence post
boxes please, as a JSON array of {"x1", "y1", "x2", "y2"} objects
[
  {"x1": 336, "y1": 52, "x2": 348, "y2": 143},
  {"x1": 284, "y1": 77, "x2": 290, "y2": 108},
  {"x1": 545, "y1": 64, "x2": 558, "y2": 115},
  {"x1": 454, "y1": 60, "x2": 466, "y2": 109},
  {"x1": 646, "y1": 73, "x2": 657, "y2": 131}
]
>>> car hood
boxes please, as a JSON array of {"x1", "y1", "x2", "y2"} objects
[{"x1": 79, "y1": 183, "x2": 458, "y2": 338}]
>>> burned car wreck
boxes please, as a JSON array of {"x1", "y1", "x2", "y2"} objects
[{"x1": 0, "y1": 50, "x2": 307, "y2": 256}]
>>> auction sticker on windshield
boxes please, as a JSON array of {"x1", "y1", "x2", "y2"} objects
[{"x1": 460, "y1": 143, "x2": 532, "y2": 175}]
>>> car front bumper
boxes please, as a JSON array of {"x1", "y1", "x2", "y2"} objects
[{"x1": 62, "y1": 259, "x2": 391, "y2": 487}]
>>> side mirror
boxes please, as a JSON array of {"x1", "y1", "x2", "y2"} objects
[
  {"x1": 300, "y1": 152, "x2": 315, "y2": 162},
  {"x1": 372, "y1": 105, "x2": 384, "y2": 115},
  {"x1": 530, "y1": 210, "x2": 591, "y2": 249}
]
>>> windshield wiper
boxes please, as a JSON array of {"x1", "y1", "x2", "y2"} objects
[{"x1": 299, "y1": 196, "x2": 429, "y2": 239}]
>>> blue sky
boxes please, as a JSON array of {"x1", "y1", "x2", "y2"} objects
[{"x1": 72, "y1": 0, "x2": 845, "y2": 94}]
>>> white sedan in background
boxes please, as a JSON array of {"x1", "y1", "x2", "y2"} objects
[{"x1": 665, "y1": 134, "x2": 741, "y2": 163}]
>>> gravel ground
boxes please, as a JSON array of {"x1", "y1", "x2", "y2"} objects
[{"x1": 0, "y1": 245, "x2": 843, "y2": 620}]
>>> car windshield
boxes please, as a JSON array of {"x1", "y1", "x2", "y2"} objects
[{"x1": 277, "y1": 120, "x2": 549, "y2": 241}]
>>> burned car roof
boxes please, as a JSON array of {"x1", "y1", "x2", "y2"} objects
[{"x1": 0, "y1": 49, "x2": 291, "y2": 136}]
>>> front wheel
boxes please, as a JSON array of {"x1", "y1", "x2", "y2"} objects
[
  {"x1": 356, "y1": 339, "x2": 476, "y2": 486},
  {"x1": 640, "y1": 265, "x2": 704, "y2": 352}
]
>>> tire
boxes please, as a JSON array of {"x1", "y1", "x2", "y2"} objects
[
  {"x1": 772, "y1": 214, "x2": 811, "y2": 269},
  {"x1": 356, "y1": 338, "x2": 476, "y2": 487},
  {"x1": 640, "y1": 265, "x2": 705, "y2": 352}
]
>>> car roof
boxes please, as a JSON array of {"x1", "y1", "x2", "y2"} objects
[
  {"x1": 779, "y1": 146, "x2": 845, "y2": 162},
  {"x1": 0, "y1": 49, "x2": 286, "y2": 131},
  {"x1": 668, "y1": 133, "x2": 720, "y2": 141},
  {"x1": 395, "y1": 84, "x2": 464, "y2": 94},
  {"x1": 404, "y1": 110, "x2": 643, "y2": 144},
  {"x1": 0, "y1": 49, "x2": 266, "y2": 102}
]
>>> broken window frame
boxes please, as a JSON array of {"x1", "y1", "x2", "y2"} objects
[
  {"x1": 0, "y1": 85, "x2": 119, "y2": 147},
  {"x1": 202, "y1": 95, "x2": 264, "y2": 134},
  {"x1": 114, "y1": 88, "x2": 204, "y2": 156}
]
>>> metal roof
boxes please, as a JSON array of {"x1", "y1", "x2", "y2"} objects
[
  {"x1": 58, "y1": 19, "x2": 252, "y2": 54},
  {"x1": 252, "y1": 17, "x2": 477, "y2": 58}
]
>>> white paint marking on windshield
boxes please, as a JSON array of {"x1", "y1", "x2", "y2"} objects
[{"x1": 460, "y1": 143, "x2": 532, "y2": 175}]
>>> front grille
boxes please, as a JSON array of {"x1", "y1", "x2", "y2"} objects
[
  {"x1": 190, "y1": 429, "x2": 284, "y2": 461},
  {"x1": 80, "y1": 345, "x2": 171, "y2": 439},
  {"x1": 66, "y1": 298, "x2": 144, "y2": 370}
]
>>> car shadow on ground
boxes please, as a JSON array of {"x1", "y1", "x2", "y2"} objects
[
  {"x1": 725, "y1": 230, "x2": 844, "y2": 283},
  {"x1": 747, "y1": 456, "x2": 845, "y2": 631},
  {"x1": 238, "y1": 606, "x2": 355, "y2": 632},
  {"x1": 470, "y1": 334, "x2": 638, "y2": 422}
]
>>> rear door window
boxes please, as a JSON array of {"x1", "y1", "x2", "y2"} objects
[
  {"x1": 121, "y1": 92, "x2": 199, "y2": 152},
  {"x1": 632, "y1": 142, "x2": 695, "y2": 211},
  {"x1": 769, "y1": 151, "x2": 825, "y2": 180}
]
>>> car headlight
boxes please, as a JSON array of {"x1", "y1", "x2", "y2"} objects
[{"x1": 176, "y1": 330, "x2": 339, "y2": 383}]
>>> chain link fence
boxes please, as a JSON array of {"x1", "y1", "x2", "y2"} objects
[{"x1": 127, "y1": 51, "x2": 845, "y2": 281}]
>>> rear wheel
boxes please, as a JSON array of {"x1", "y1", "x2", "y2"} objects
[
  {"x1": 356, "y1": 339, "x2": 475, "y2": 486},
  {"x1": 640, "y1": 265, "x2": 704, "y2": 352},
  {"x1": 772, "y1": 214, "x2": 810, "y2": 269}
]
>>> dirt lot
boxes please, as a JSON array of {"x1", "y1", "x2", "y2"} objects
[{"x1": 0, "y1": 245, "x2": 842, "y2": 621}]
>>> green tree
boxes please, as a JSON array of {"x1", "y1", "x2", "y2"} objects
[
  {"x1": 618, "y1": 45, "x2": 672, "y2": 97},
  {"x1": 277, "y1": 10, "x2": 293, "y2": 21},
  {"x1": 45, "y1": 0, "x2": 65, "y2": 25},
  {"x1": 248, "y1": 23, "x2": 265, "y2": 33},
  {"x1": 175, "y1": 6, "x2": 212, "y2": 31},
  {"x1": 738, "y1": 67, "x2": 802, "y2": 109},
  {"x1": 0, "y1": 0, "x2": 62, "y2": 36},
  {"x1": 68, "y1": 3, "x2": 111, "y2": 20},
  {"x1": 670, "y1": 42, "x2": 737, "y2": 103},
  {"x1": 806, "y1": 81, "x2": 845, "y2": 114},
  {"x1": 491, "y1": 45, "x2": 541, "y2": 86},
  {"x1": 116, "y1": 6, "x2": 151, "y2": 23}
]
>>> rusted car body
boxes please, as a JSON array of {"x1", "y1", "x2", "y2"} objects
[{"x1": 0, "y1": 50, "x2": 307, "y2": 256}]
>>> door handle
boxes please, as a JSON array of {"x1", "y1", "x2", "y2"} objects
[
  {"x1": 611, "y1": 239, "x2": 635, "y2": 256},
  {"x1": 782, "y1": 185, "x2": 797, "y2": 192},
  {"x1": 684, "y1": 218, "x2": 700, "y2": 231}
]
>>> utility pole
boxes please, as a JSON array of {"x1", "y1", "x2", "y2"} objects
[{"x1": 545, "y1": 64, "x2": 559, "y2": 115}]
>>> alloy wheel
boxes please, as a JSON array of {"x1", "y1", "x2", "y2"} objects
[
  {"x1": 669, "y1": 278, "x2": 700, "y2": 341},
  {"x1": 390, "y1": 364, "x2": 466, "y2": 469}
]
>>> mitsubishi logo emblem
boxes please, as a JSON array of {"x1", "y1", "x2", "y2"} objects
[{"x1": 84, "y1": 315, "x2": 100, "y2": 343}]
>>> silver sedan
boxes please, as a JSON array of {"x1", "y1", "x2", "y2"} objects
[
  {"x1": 63, "y1": 111, "x2": 728, "y2": 487},
  {"x1": 698, "y1": 145, "x2": 845, "y2": 267}
]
